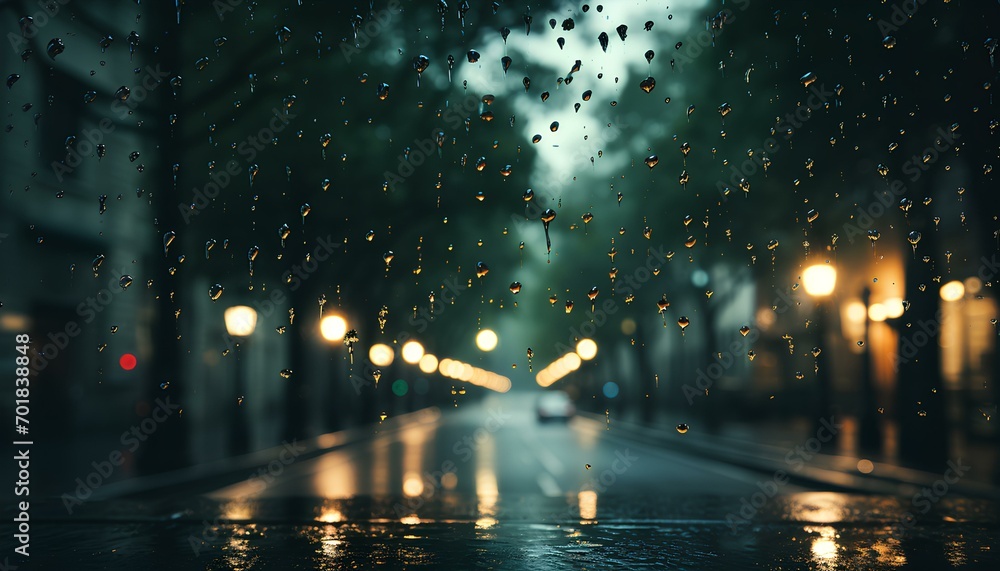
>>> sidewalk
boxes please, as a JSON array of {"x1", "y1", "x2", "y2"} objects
[
  {"x1": 88, "y1": 407, "x2": 442, "y2": 502},
  {"x1": 581, "y1": 410, "x2": 1000, "y2": 500}
]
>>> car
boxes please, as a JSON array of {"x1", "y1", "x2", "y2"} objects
[{"x1": 536, "y1": 390, "x2": 576, "y2": 422}]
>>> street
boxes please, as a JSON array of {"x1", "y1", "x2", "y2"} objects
[{"x1": 10, "y1": 393, "x2": 999, "y2": 569}]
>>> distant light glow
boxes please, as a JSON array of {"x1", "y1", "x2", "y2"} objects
[
  {"x1": 576, "y1": 339, "x2": 598, "y2": 360},
  {"x1": 620, "y1": 318, "x2": 637, "y2": 335},
  {"x1": 964, "y1": 276, "x2": 982, "y2": 295},
  {"x1": 475, "y1": 329, "x2": 499, "y2": 351},
  {"x1": 418, "y1": 353, "x2": 438, "y2": 374},
  {"x1": 755, "y1": 307, "x2": 776, "y2": 330},
  {"x1": 857, "y1": 459, "x2": 875, "y2": 474},
  {"x1": 803, "y1": 265, "x2": 837, "y2": 297},
  {"x1": 691, "y1": 269, "x2": 709, "y2": 287},
  {"x1": 882, "y1": 298, "x2": 905, "y2": 319},
  {"x1": 224, "y1": 305, "x2": 258, "y2": 337},
  {"x1": 441, "y1": 472, "x2": 458, "y2": 490},
  {"x1": 868, "y1": 303, "x2": 888, "y2": 322},
  {"x1": 369, "y1": 343, "x2": 394, "y2": 367},
  {"x1": 392, "y1": 379, "x2": 408, "y2": 396},
  {"x1": 940, "y1": 280, "x2": 965, "y2": 302},
  {"x1": 602, "y1": 381, "x2": 619, "y2": 398},
  {"x1": 0, "y1": 313, "x2": 30, "y2": 332},
  {"x1": 402, "y1": 474, "x2": 424, "y2": 497},
  {"x1": 845, "y1": 301, "x2": 867, "y2": 324},
  {"x1": 319, "y1": 315, "x2": 348, "y2": 341},
  {"x1": 401, "y1": 340, "x2": 424, "y2": 364},
  {"x1": 119, "y1": 353, "x2": 137, "y2": 370}
]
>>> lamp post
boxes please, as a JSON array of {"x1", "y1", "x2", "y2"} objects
[
  {"x1": 224, "y1": 305, "x2": 257, "y2": 455},
  {"x1": 803, "y1": 264, "x2": 838, "y2": 445},
  {"x1": 319, "y1": 314, "x2": 348, "y2": 431},
  {"x1": 858, "y1": 288, "x2": 883, "y2": 453}
]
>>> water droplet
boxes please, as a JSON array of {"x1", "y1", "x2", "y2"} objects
[
  {"x1": 209, "y1": 283, "x2": 224, "y2": 301},
  {"x1": 46, "y1": 38, "x2": 65, "y2": 60},
  {"x1": 163, "y1": 231, "x2": 176, "y2": 256}
]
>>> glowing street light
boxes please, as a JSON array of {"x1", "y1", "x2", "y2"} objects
[
  {"x1": 802, "y1": 264, "x2": 837, "y2": 445},
  {"x1": 401, "y1": 340, "x2": 425, "y2": 364},
  {"x1": 369, "y1": 343, "x2": 394, "y2": 367},
  {"x1": 319, "y1": 315, "x2": 348, "y2": 342},
  {"x1": 803, "y1": 264, "x2": 837, "y2": 297},
  {"x1": 882, "y1": 297, "x2": 905, "y2": 319},
  {"x1": 940, "y1": 280, "x2": 965, "y2": 302},
  {"x1": 576, "y1": 339, "x2": 598, "y2": 360},
  {"x1": 224, "y1": 305, "x2": 258, "y2": 337},
  {"x1": 418, "y1": 353, "x2": 438, "y2": 374},
  {"x1": 475, "y1": 329, "x2": 499, "y2": 351},
  {"x1": 867, "y1": 303, "x2": 888, "y2": 322},
  {"x1": 223, "y1": 305, "x2": 257, "y2": 456}
]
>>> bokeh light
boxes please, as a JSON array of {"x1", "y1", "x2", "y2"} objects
[
  {"x1": 475, "y1": 329, "x2": 498, "y2": 351},
  {"x1": 401, "y1": 340, "x2": 425, "y2": 364},
  {"x1": 576, "y1": 339, "x2": 598, "y2": 360},
  {"x1": 369, "y1": 343, "x2": 394, "y2": 367},
  {"x1": 319, "y1": 315, "x2": 348, "y2": 341},
  {"x1": 940, "y1": 280, "x2": 965, "y2": 302},
  {"x1": 119, "y1": 353, "x2": 137, "y2": 370}
]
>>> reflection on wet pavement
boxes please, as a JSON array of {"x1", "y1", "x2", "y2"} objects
[
  {"x1": 11, "y1": 395, "x2": 997, "y2": 569},
  {"x1": 14, "y1": 493, "x2": 999, "y2": 570}
]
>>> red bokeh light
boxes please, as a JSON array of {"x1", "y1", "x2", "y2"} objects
[{"x1": 120, "y1": 353, "x2": 137, "y2": 370}]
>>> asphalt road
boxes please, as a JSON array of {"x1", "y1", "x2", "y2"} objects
[{"x1": 6, "y1": 392, "x2": 999, "y2": 570}]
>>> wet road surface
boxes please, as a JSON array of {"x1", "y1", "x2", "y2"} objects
[{"x1": 6, "y1": 393, "x2": 999, "y2": 569}]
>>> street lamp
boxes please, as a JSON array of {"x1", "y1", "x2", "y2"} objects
[
  {"x1": 401, "y1": 340, "x2": 424, "y2": 364},
  {"x1": 576, "y1": 339, "x2": 598, "y2": 360},
  {"x1": 319, "y1": 314, "x2": 348, "y2": 342},
  {"x1": 224, "y1": 305, "x2": 257, "y2": 455},
  {"x1": 224, "y1": 305, "x2": 258, "y2": 337},
  {"x1": 939, "y1": 280, "x2": 964, "y2": 302},
  {"x1": 475, "y1": 329, "x2": 499, "y2": 352},
  {"x1": 803, "y1": 264, "x2": 837, "y2": 297},
  {"x1": 418, "y1": 353, "x2": 438, "y2": 374},
  {"x1": 803, "y1": 265, "x2": 838, "y2": 447},
  {"x1": 369, "y1": 343, "x2": 394, "y2": 367},
  {"x1": 857, "y1": 288, "x2": 882, "y2": 453}
]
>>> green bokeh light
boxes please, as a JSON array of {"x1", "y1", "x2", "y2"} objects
[{"x1": 392, "y1": 379, "x2": 409, "y2": 396}]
